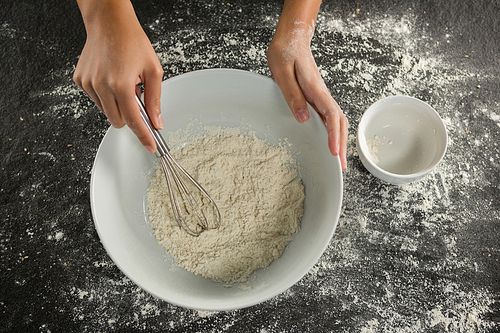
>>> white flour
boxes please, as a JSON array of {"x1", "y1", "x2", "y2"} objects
[
  {"x1": 34, "y1": 5, "x2": 496, "y2": 331},
  {"x1": 147, "y1": 128, "x2": 305, "y2": 283},
  {"x1": 366, "y1": 135, "x2": 382, "y2": 164}
]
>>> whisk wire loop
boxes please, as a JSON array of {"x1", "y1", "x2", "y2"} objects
[
  {"x1": 136, "y1": 95, "x2": 221, "y2": 237},
  {"x1": 163, "y1": 153, "x2": 209, "y2": 235}
]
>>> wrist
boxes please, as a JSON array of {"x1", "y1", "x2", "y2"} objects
[
  {"x1": 274, "y1": 0, "x2": 321, "y2": 44},
  {"x1": 277, "y1": 0, "x2": 320, "y2": 29},
  {"x1": 77, "y1": 0, "x2": 137, "y2": 35}
]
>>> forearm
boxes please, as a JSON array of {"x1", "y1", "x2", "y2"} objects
[
  {"x1": 76, "y1": 0, "x2": 138, "y2": 35},
  {"x1": 275, "y1": 0, "x2": 322, "y2": 37}
]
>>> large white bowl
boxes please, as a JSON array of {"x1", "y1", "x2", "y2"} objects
[
  {"x1": 90, "y1": 69, "x2": 343, "y2": 311},
  {"x1": 356, "y1": 95, "x2": 447, "y2": 184}
]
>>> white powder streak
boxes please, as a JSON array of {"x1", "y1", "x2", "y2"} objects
[{"x1": 147, "y1": 128, "x2": 305, "y2": 283}]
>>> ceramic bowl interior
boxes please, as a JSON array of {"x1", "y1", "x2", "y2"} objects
[
  {"x1": 356, "y1": 95, "x2": 447, "y2": 184},
  {"x1": 90, "y1": 69, "x2": 343, "y2": 311}
]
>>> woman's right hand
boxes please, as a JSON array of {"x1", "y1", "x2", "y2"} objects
[{"x1": 73, "y1": 0, "x2": 164, "y2": 153}]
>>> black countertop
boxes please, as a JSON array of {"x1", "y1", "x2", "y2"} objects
[{"x1": 1, "y1": 0, "x2": 499, "y2": 331}]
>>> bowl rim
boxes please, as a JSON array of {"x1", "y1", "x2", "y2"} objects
[
  {"x1": 90, "y1": 68, "x2": 344, "y2": 310},
  {"x1": 357, "y1": 95, "x2": 448, "y2": 181}
]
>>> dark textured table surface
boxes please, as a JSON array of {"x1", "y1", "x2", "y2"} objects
[{"x1": 1, "y1": 0, "x2": 499, "y2": 332}]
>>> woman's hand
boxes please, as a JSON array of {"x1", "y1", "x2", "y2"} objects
[
  {"x1": 73, "y1": 0, "x2": 164, "y2": 153},
  {"x1": 268, "y1": 1, "x2": 348, "y2": 170}
]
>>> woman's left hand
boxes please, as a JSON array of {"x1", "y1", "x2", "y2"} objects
[{"x1": 267, "y1": 21, "x2": 348, "y2": 170}]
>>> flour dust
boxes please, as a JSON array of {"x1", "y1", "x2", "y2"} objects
[{"x1": 47, "y1": 4, "x2": 498, "y2": 332}]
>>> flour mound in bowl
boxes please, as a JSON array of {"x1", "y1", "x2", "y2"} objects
[{"x1": 147, "y1": 128, "x2": 305, "y2": 283}]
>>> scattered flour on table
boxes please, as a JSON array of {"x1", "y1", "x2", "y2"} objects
[
  {"x1": 49, "y1": 6, "x2": 497, "y2": 332},
  {"x1": 147, "y1": 127, "x2": 305, "y2": 283}
]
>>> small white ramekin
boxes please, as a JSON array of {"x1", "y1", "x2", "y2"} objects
[{"x1": 356, "y1": 95, "x2": 447, "y2": 184}]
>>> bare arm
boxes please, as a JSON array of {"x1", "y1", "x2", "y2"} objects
[
  {"x1": 268, "y1": 0, "x2": 348, "y2": 169},
  {"x1": 74, "y1": 0, "x2": 164, "y2": 153}
]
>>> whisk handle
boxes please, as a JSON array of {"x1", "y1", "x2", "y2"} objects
[{"x1": 135, "y1": 94, "x2": 170, "y2": 156}]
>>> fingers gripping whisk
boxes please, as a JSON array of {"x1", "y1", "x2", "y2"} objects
[{"x1": 136, "y1": 95, "x2": 221, "y2": 236}]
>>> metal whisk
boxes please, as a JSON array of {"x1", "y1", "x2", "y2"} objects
[{"x1": 136, "y1": 95, "x2": 221, "y2": 237}]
